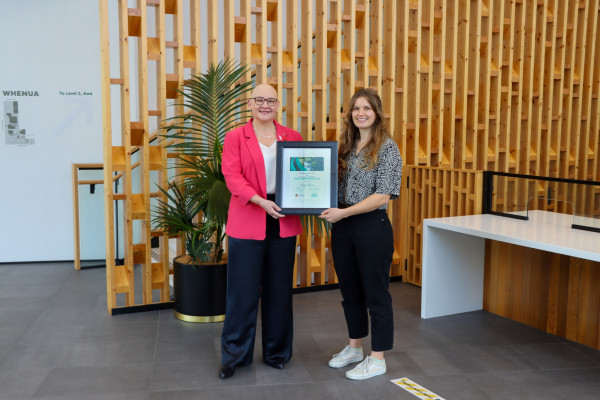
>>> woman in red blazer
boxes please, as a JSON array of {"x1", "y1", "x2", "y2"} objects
[{"x1": 218, "y1": 84, "x2": 302, "y2": 379}]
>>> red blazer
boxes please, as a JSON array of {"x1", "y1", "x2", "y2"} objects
[{"x1": 222, "y1": 119, "x2": 303, "y2": 240}]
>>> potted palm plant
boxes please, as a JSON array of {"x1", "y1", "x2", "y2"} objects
[{"x1": 153, "y1": 59, "x2": 253, "y2": 322}]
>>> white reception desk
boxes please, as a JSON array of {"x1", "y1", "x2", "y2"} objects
[{"x1": 421, "y1": 210, "x2": 600, "y2": 319}]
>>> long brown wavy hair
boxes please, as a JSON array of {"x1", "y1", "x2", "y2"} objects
[{"x1": 338, "y1": 88, "x2": 391, "y2": 179}]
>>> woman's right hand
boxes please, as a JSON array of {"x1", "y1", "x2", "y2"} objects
[
  {"x1": 251, "y1": 195, "x2": 285, "y2": 219},
  {"x1": 319, "y1": 208, "x2": 347, "y2": 224}
]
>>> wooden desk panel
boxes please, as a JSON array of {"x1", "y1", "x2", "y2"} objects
[{"x1": 486, "y1": 242, "x2": 600, "y2": 350}]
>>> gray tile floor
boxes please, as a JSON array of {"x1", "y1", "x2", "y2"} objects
[{"x1": 1, "y1": 262, "x2": 599, "y2": 399}]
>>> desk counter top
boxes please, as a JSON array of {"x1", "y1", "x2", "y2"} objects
[{"x1": 424, "y1": 210, "x2": 600, "y2": 262}]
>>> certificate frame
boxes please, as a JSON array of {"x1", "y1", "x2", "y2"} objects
[{"x1": 275, "y1": 141, "x2": 338, "y2": 215}]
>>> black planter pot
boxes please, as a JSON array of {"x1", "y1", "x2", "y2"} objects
[{"x1": 173, "y1": 256, "x2": 227, "y2": 323}]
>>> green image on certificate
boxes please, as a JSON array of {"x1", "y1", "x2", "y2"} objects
[{"x1": 289, "y1": 157, "x2": 324, "y2": 171}]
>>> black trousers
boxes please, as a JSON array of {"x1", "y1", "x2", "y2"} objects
[
  {"x1": 331, "y1": 209, "x2": 394, "y2": 352},
  {"x1": 220, "y1": 210, "x2": 297, "y2": 367}
]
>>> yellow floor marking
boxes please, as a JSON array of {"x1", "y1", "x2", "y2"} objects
[{"x1": 391, "y1": 377, "x2": 446, "y2": 400}]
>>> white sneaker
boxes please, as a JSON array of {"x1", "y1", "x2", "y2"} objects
[
  {"x1": 328, "y1": 345, "x2": 363, "y2": 368},
  {"x1": 345, "y1": 356, "x2": 386, "y2": 380}
]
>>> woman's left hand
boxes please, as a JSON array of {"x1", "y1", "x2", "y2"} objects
[{"x1": 319, "y1": 208, "x2": 347, "y2": 224}]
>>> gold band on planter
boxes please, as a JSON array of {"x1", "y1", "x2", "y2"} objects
[{"x1": 174, "y1": 310, "x2": 225, "y2": 323}]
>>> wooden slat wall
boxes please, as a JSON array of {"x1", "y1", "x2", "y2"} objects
[
  {"x1": 99, "y1": 1, "x2": 600, "y2": 312},
  {"x1": 394, "y1": 0, "x2": 600, "y2": 178}
]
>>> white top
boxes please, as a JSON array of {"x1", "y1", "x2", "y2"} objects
[
  {"x1": 260, "y1": 141, "x2": 277, "y2": 194},
  {"x1": 424, "y1": 210, "x2": 600, "y2": 262}
]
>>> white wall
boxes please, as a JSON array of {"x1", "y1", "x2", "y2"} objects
[
  {"x1": 0, "y1": 1, "x2": 103, "y2": 262},
  {"x1": 0, "y1": 0, "x2": 270, "y2": 263}
]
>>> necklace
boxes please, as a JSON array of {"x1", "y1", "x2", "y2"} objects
[{"x1": 252, "y1": 120, "x2": 276, "y2": 138}]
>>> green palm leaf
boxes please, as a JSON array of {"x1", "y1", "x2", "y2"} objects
[{"x1": 154, "y1": 59, "x2": 253, "y2": 263}]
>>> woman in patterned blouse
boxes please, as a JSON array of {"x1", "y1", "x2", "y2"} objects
[{"x1": 320, "y1": 88, "x2": 402, "y2": 380}]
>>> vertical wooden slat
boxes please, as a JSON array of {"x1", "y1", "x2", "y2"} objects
[
  {"x1": 369, "y1": 0, "x2": 383, "y2": 93},
  {"x1": 477, "y1": 0, "x2": 490, "y2": 171},
  {"x1": 576, "y1": 0, "x2": 590, "y2": 183},
  {"x1": 466, "y1": 0, "x2": 480, "y2": 171},
  {"x1": 314, "y1": 0, "x2": 327, "y2": 143},
  {"x1": 356, "y1": 0, "x2": 370, "y2": 90},
  {"x1": 255, "y1": 0, "x2": 268, "y2": 84},
  {"x1": 305, "y1": 0, "x2": 330, "y2": 287},
  {"x1": 407, "y1": 0, "x2": 418, "y2": 165},
  {"x1": 499, "y1": 1, "x2": 512, "y2": 175},
  {"x1": 223, "y1": 0, "x2": 234, "y2": 61},
  {"x1": 172, "y1": 0, "x2": 185, "y2": 271},
  {"x1": 382, "y1": 0, "x2": 397, "y2": 256},
  {"x1": 99, "y1": 0, "x2": 117, "y2": 311},
  {"x1": 284, "y1": 0, "x2": 298, "y2": 131},
  {"x1": 270, "y1": 0, "x2": 283, "y2": 108},
  {"x1": 173, "y1": 0, "x2": 184, "y2": 123},
  {"x1": 240, "y1": 0, "x2": 252, "y2": 84},
  {"x1": 520, "y1": 1, "x2": 535, "y2": 177},
  {"x1": 531, "y1": 1, "x2": 547, "y2": 177},
  {"x1": 510, "y1": 0, "x2": 524, "y2": 176},
  {"x1": 418, "y1": 0, "x2": 432, "y2": 166},
  {"x1": 488, "y1": 0, "x2": 502, "y2": 172},
  {"x1": 443, "y1": 0, "x2": 457, "y2": 168},
  {"x1": 455, "y1": 0, "x2": 469, "y2": 170},
  {"x1": 190, "y1": 0, "x2": 202, "y2": 73},
  {"x1": 382, "y1": 0, "x2": 397, "y2": 133},
  {"x1": 589, "y1": 0, "x2": 600, "y2": 182},
  {"x1": 156, "y1": 0, "x2": 170, "y2": 302},
  {"x1": 560, "y1": 0, "x2": 578, "y2": 181},
  {"x1": 550, "y1": 0, "x2": 568, "y2": 178},
  {"x1": 300, "y1": 0, "x2": 312, "y2": 142},
  {"x1": 342, "y1": 0, "x2": 356, "y2": 122},
  {"x1": 296, "y1": 0, "x2": 313, "y2": 288},
  {"x1": 207, "y1": 0, "x2": 219, "y2": 65},
  {"x1": 72, "y1": 165, "x2": 81, "y2": 271},
  {"x1": 570, "y1": 1, "x2": 590, "y2": 215},
  {"x1": 541, "y1": 0, "x2": 555, "y2": 177},
  {"x1": 329, "y1": 0, "x2": 342, "y2": 141},
  {"x1": 395, "y1": 0, "x2": 407, "y2": 163},
  {"x1": 499, "y1": 2, "x2": 514, "y2": 211},
  {"x1": 429, "y1": 0, "x2": 442, "y2": 167},
  {"x1": 513, "y1": 1, "x2": 527, "y2": 210},
  {"x1": 119, "y1": 0, "x2": 135, "y2": 306},
  {"x1": 579, "y1": 0, "x2": 598, "y2": 183},
  {"x1": 136, "y1": 0, "x2": 152, "y2": 304}
]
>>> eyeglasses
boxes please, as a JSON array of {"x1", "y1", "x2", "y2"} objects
[{"x1": 250, "y1": 97, "x2": 278, "y2": 106}]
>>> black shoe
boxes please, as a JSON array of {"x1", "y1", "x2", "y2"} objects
[
  {"x1": 264, "y1": 360, "x2": 285, "y2": 370},
  {"x1": 219, "y1": 365, "x2": 235, "y2": 379}
]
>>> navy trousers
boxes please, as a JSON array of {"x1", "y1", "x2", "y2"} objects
[
  {"x1": 331, "y1": 209, "x2": 394, "y2": 351},
  {"x1": 220, "y1": 213, "x2": 297, "y2": 367}
]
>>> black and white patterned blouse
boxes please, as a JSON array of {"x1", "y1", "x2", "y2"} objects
[{"x1": 339, "y1": 137, "x2": 402, "y2": 210}]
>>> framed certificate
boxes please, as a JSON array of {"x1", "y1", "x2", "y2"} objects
[{"x1": 275, "y1": 141, "x2": 338, "y2": 215}]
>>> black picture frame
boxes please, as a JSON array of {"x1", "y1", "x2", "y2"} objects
[{"x1": 275, "y1": 141, "x2": 338, "y2": 215}]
